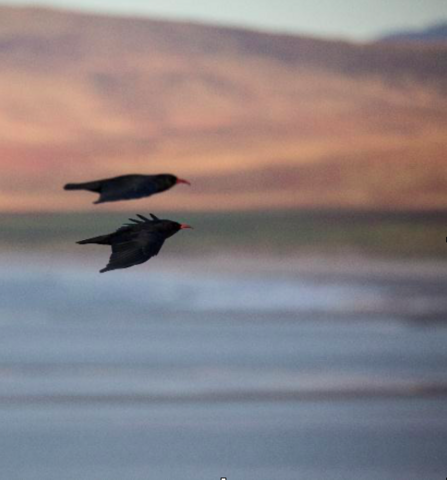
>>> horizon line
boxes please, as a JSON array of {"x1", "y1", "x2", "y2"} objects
[{"x1": 1, "y1": 1, "x2": 444, "y2": 42}]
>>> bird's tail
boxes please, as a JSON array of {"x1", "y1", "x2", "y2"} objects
[
  {"x1": 77, "y1": 235, "x2": 111, "y2": 245},
  {"x1": 64, "y1": 180, "x2": 103, "y2": 193}
]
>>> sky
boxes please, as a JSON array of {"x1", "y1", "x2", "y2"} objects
[{"x1": 1, "y1": 0, "x2": 446, "y2": 39}]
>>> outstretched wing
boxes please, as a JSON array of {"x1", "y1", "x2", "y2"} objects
[{"x1": 100, "y1": 230, "x2": 165, "y2": 273}]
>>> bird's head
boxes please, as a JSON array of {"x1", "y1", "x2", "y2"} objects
[
  {"x1": 150, "y1": 215, "x2": 193, "y2": 238},
  {"x1": 160, "y1": 174, "x2": 191, "y2": 188}
]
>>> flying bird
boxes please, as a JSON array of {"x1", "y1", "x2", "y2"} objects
[
  {"x1": 64, "y1": 174, "x2": 191, "y2": 204},
  {"x1": 77, "y1": 213, "x2": 193, "y2": 273}
]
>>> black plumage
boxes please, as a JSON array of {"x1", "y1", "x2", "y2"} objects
[
  {"x1": 77, "y1": 214, "x2": 192, "y2": 273},
  {"x1": 64, "y1": 174, "x2": 190, "y2": 204}
]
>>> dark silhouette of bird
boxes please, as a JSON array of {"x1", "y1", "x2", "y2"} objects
[
  {"x1": 64, "y1": 174, "x2": 191, "y2": 204},
  {"x1": 77, "y1": 213, "x2": 193, "y2": 273}
]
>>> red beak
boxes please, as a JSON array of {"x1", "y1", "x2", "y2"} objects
[
  {"x1": 176, "y1": 178, "x2": 191, "y2": 186},
  {"x1": 180, "y1": 224, "x2": 193, "y2": 230}
]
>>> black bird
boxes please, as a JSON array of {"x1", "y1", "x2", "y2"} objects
[
  {"x1": 64, "y1": 174, "x2": 191, "y2": 204},
  {"x1": 77, "y1": 213, "x2": 192, "y2": 273}
]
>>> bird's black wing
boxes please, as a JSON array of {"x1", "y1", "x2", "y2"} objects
[
  {"x1": 96, "y1": 177, "x2": 158, "y2": 204},
  {"x1": 100, "y1": 230, "x2": 165, "y2": 273}
]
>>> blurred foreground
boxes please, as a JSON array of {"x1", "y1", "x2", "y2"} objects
[{"x1": 0, "y1": 214, "x2": 446, "y2": 479}]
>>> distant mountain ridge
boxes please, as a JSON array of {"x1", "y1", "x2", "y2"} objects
[
  {"x1": 0, "y1": 6, "x2": 446, "y2": 212},
  {"x1": 381, "y1": 22, "x2": 447, "y2": 43}
]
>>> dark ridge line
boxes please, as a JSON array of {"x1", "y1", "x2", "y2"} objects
[{"x1": 1, "y1": 384, "x2": 447, "y2": 406}]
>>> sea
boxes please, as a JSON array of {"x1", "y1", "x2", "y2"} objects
[{"x1": 0, "y1": 252, "x2": 446, "y2": 480}]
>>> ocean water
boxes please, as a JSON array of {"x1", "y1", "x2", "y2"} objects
[{"x1": 0, "y1": 253, "x2": 446, "y2": 480}]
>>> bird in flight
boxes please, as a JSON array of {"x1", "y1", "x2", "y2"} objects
[
  {"x1": 64, "y1": 174, "x2": 191, "y2": 204},
  {"x1": 77, "y1": 213, "x2": 193, "y2": 273}
]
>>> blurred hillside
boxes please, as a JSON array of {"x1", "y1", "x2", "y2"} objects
[{"x1": 0, "y1": 6, "x2": 447, "y2": 212}]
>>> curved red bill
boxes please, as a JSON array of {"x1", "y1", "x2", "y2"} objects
[
  {"x1": 180, "y1": 224, "x2": 193, "y2": 230},
  {"x1": 176, "y1": 178, "x2": 191, "y2": 186}
]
